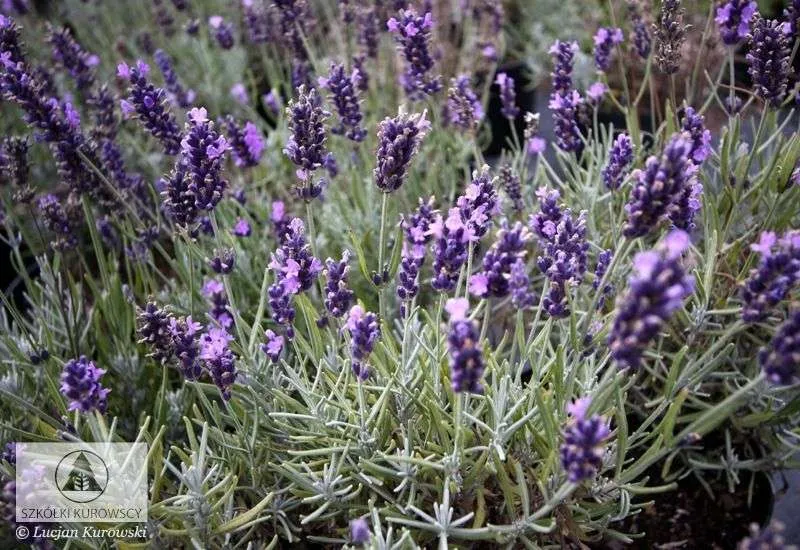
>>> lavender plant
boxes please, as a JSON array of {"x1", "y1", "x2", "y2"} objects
[{"x1": 0, "y1": 1, "x2": 799, "y2": 548}]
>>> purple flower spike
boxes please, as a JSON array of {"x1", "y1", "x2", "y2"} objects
[
  {"x1": 47, "y1": 25, "x2": 97, "y2": 91},
  {"x1": 509, "y1": 258, "x2": 536, "y2": 309},
  {"x1": 203, "y1": 279, "x2": 234, "y2": 329},
  {"x1": 117, "y1": 60, "x2": 182, "y2": 155},
  {"x1": 430, "y1": 207, "x2": 475, "y2": 292},
  {"x1": 499, "y1": 164, "x2": 523, "y2": 212},
  {"x1": 446, "y1": 298, "x2": 485, "y2": 394},
  {"x1": 284, "y1": 85, "x2": 329, "y2": 190},
  {"x1": 741, "y1": 231, "x2": 800, "y2": 323},
  {"x1": 398, "y1": 197, "x2": 437, "y2": 308},
  {"x1": 715, "y1": 0, "x2": 758, "y2": 46},
  {"x1": 678, "y1": 105, "x2": 711, "y2": 165},
  {"x1": 602, "y1": 133, "x2": 634, "y2": 190},
  {"x1": 0, "y1": 15, "x2": 24, "y2": 64},
  {"x1": 628, "y1": 1, "x2": 651, "y2": 59},
  {"x1": 209, "y1": 15, "x2": 235, "y2": 49},
  {"x1": 37, "y1": 193, "x2": 80, "y2": 251},
  {"x1": 746, "y1": 16, "x2": 791, "y2": 108},
  {"x1": 221, "y1": 116, "x2": 264, "y2": 168},
  {"x1": 593, "y1": 27, "x2": 624, "y2": 72},
  {"x1": 136, "y1": 301, "x2": 174, "y2": 363},
  {"x1": 786, "y1": 1, "x2": 800, "y2": 38},
  {"x1": 169, "y1": 316, "x2": 203, "y2": 380},
  {"x1": 549, "y1": 89, "x2": 583, "y2": 153},
  {"x1": 199, "y1": 327, "x2": 237, "y2": 399},
  {"x1": 324, "y1": 251, "x2": 355, "y2": 318},
  {"x1": 654, "y1": 0, "x2": 687, "y2": 75},
  {"x1": 560, "y1": 398, "x2": 610, "y2": 482},
  {"x1": 457, "y1": 165, "x2": 501, "y2": 239},
  {"x1": 758, "y1": 310, "x2": 800, "y2": 385},
  {"x1": 261, "y1": 330, "x2": 284, "y2": 363},
  {"x1": 495, "y1": 72, "x2": 519, "y2": 120},
  {"x1": 608, "y1": 230, "x2": 695, "y2": 369},
  {"x1": 346, "y1": 305, "x2": 381, "y2": 380},
  {"x1": 374, "y1": 109, "x2": 430, "y2": 193},
  {"x1": 154, "y1": 49, "x2": 195, "y2": 108},
  {"x1": 179, "y1": 107, "x2": 229, "y2": 213},
  {"x1": 529, "y1": 186, "x2": 563, "y2": 242},
  {"x1": 60, "y1": 356, "x2": 110, "y2": 414},
  {"x1": 445, "y1": 74, "x2": 484, "y2": 131},
  {"x1": 549, "y1": 40, "x2": 578, "y2": 95},
  {"x1": 469, "y1": 222, "x2": 531, "y2": 299},
  {"x1": 320, "y1": 63, "x2": 366, "y2": 142},
  {"x1": 387, "y1": 9, "x2": 441, "y2": 100},
  {"x1": 537, "y1": 209, "x2": 589, "y2": 318},
  {"x1": 623, "y1": 133, "x2": 699, "y2": 238}
]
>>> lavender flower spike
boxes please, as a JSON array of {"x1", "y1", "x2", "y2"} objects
[
  {"x1": 47, "y1": 25, "x2": 98, "y2": 91},
  {"x1": 758, "y1": 310, "x2": 800, "y2": 385},
  {"x1": 549, "y1": 89, "x2": 583, "y2": 153},
  {"x1": 199, "y1": 327, "x2": 237, "y2": 399},
  {"x1": 319, "y1": 63, "x2": 366, "y2": 142},
  {"x1": 678, "y1": 105, "x2": 711, "y2": 165},
  {"x1": 740, "y1": 231, "x2": 800, "y2": 323},
  {"x1": 715, "y1": 0, "x2": 758, "y2": 46},
  {"x1": 209, "y1": 16, "x2": 235, "y2": 49},
  {"x1": 746, "y1": 16, "x2": 791, "y2": 108},
  {"x1": 181, "y1": 107, "x2": 229, "y2": 212},
  {"x1": 222, "y1": 116, "x2": 264, "y2": 168},
  {"x1": 495, "y1": 72, "x2": 519, "y2": 119},
  {"x1": 397, "y1": 197, "x2": 437, "y2": 308},
  {"x1": 623, "y1": 133, "x2": 698, "y2": 238},
  {"x1": 387, "y1": 9, "x2": 442, "y2": 100},
  {"x1": 560, "y1": 398, "x2": 610, "y2": 482},
  {"x1": 549, "y1": 40, "x2": 578, "y2": 95},
  {"x1": 118, "y1": 60, "x2": 182, "y2": 155},
  {"x1": 602, "y1": 133, "x2": 634, "y2": 190},
  {"x1": 627, "y1": 0, "x2": 651, "y2": 59},
  {"x1": 346, "y1": 305, "x2": 381, "y2": 380},
  {"x1": 374, "y1": 109, "x2": 430, "y2": 193},
  {"x1": 324, "y1": 251, "x2": 355, "y2": 318},
  {"x1": 593, "y1": 27, "x2": 624, "y2": 72},
  {"x1": 154, "y1": 49, "x2": 195, "y2": 107},
  {"x1": 608, "y1": 230, "x2": 695, "y2": 369},
  {"x1": 445, "y1": 74, "x2": 483, "y2": 131},
  {"x1": 60, "y1": 356, "x2": 111, "y2": 414},
  {"x1": 468, "y1": 221, "x2": 531, "y2": 299},
  {"x1": 284, "y1": 85, "x2": 329, "y2": 198},
  {"x1": 654, "y1": 0, "x2": 687, "y2": 75},
  {"x1": 446, "y1": 298, "x2": 485, "y2": 394}
]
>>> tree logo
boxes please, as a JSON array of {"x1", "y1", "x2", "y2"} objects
[{"x1": 54, "y1": 450, "x2": 108, "y2": 503}]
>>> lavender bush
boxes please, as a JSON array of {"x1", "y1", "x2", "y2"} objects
[{"x1": 0, "y1": 0, "x2": 798, "y2": 548}]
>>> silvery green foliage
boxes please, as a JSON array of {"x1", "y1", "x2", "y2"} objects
[{"x1": 0, "y1": 1, "x2": 799, "y2": 548}]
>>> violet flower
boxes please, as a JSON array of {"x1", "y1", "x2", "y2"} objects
[
  {"x1": 374, "y1": 109, "x2": 430, "y2": 193},
  {"x1": 209, "y1": 249, "x2": 235, "y2": 274},
  {"x1": 154, "y1": 49, "x2": 195, "y2": 108},
  {"x1": 715, "y1": 0, "x2": 758, "y2": 46},
  {"x1": 593, "y1": 27, "x2": 623, "y2": 72},
  {"x1": 199, "y1": 327, "x2": 237, "y2": 399},
  {"x1": 608, "y1": 230, "x2": 695, "y2": 369},
  {"x1": 203, "y1": 279, "x2": 234, "y2": 329},
  {"x1": 397, "y1": 197, "x2": 437, "y2": 308},
  {"x1": 758, "y1": 310, "x2": 800, "y2": 385},
  {"x1": 678, "y1": 105, "x2": 711, "y2": 165},
  {"x1": 549, "y1": 40, "x2": 578, "y2": 95},
  {"x1": 509, "y1": 258, "x2": 536, "y2": 309},
  {"x1": 549, "y1": 89, "x2": 583, "y2": 153},
  {"x1": 118, "y1": 60, "x2": 182, "y2": 155},
  {"x1": 537, "y1": 209, "x2": 589, "y2": 318},
  {"x1": 445, "y1": 74, "x2": 483, "y2": 131},
  {"x1": 209, "y1": 16, "x2": 235, "y2": 49},
  {"x1": 136, "y1": 301, "x2": 174, "y2": 363},
  {"x1": 261, "y1": 330, "x2": 284, "y2": 363},
  {"x1": 221, "y1": 116, "x2": 264, "y2": 168},
  {"x1": 468, "y1": 222, "x2": 531, "y2": 299},
  {"x1": 233, "y1": 218, "x2": 251, "y2": 237},
  {"x1": 284, "y1": 85, "x2": 329, "y2": 198},
  {"x1": 456, "y1": 165, "x2": 500, "y2": 239},
  {"x1": 746, "y1": 16, "x2": 791, "y2": 108},
  {"x1": 741, "y1": 231, "x2": 800, "y2": 323},
  {"x1": 346, "y1": 305, "x2": 381, "y2": 380},
  {"x1": 47, "y1": 25, "x2": 98, "y2": 91},
  {"x1": 323, "y1": 251, "x2": 355, "y2": 318},
  {"x1": 430, "y1": 207, "x2": 475, "y2": 292},
  {"x1": 169, "y1": 316, "x2": 203, "y2": 380},
  {"x1": 60, "y1": 356, "x2": 110, "y2": 414},
  {"x1": 319, "y1": 63, "x2": 366, "y2": 142},
  {"x1": 350, "y1": 517, "x2": 371, "y2": 544},
  {"x1": 623, "y1": 133, "x2": 699, "y2": 238},
  {"x1": 446, "y1": 298, "x2": 485, "y2": 394},
  {"x1": 559, "y1": 398, "x2": 610, "y2": 482},
  {"x1": 496, "y1": 164, "x2": 523, "y2": 213},
  {"x1": 180, "y1": 107, "x2": 229, "y2": 213},
  {"x1": 602, "y1": 133, "x2": 634, "y2": 190},
  {"x1": 495, "y1": 72, "x2": 519, "y2": 120},
  {"x1": 37, "y1": 193, "x2": 80, "y2": 250},
  {"x1": 387, "y1": 9, "x2": 442, "y2": 100},
  {"x1": 627, "y1": 0, "x2": 651, "y2": 59}
]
